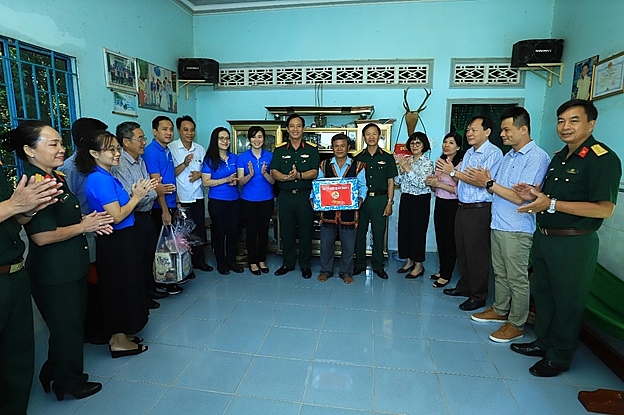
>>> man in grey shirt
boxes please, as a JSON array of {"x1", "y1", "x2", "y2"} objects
[{"x1": 112, "y1": 122, "x2": 180, "y2": 303}]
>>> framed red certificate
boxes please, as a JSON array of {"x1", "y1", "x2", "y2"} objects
[{"x1": 312, "y1": 178, "x2": 359, "y2": 211}]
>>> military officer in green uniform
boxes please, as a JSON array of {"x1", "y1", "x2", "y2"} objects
[
  {"x1": 271, "y1": 114, "x2": 319, "y2": 278},
  {"x1": 511, "y1": 99, "x2": 622, "y2": 377},
  {"x1": 0, "y1": 132, "x2": 63, "y2": 414},
  {"x1": 353, "y1": 123, "x2": 398, "y2": 279}
]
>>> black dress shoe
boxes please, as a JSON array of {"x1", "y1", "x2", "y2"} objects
[
  {"x1": 147, "y1": 299, "x2": 160, "y2": 309},
  {"x1": 186, "y1": 271, "x2": 197, "y2": 280},
  {"x1": 260, "y1": 266, "x2": 269, "y2": 274},
  {"x1": 397, "y1": 263, "x2": 415, "y2": 273},
  {"x1": 217, "y1": 265, "x2": 230, "y2": 275},
  {"x1": 352, "y1": 267, "x2": 365, "y2": 276},
  {"x1": 149, "y1": 290, "x2": 169, "y2": 300},
  {"x1": 229, "y1": 265, "x2": 244, "y2": 273},
  {"x1": 274, "y1": 266, "x2": 293, "y2": 276},
  {"x1": 459, "y1": 298, "x2": 486, "y2": 311},
  {"x1": 194, "y1": 263, "x2": 214, "y2": 272},
  {"x1": 374, "y1": 269, "x2": 388, "y2": 279},
  {"x1": 405, "y1": 267, "x2": 425, "y2": 279},
  {"x1": 156, "y1": 283, "x2": 183, "y2": 295},
  {"x1": 39, "y1": 372, "x2": 88, "y2": 393},
  {"x1": 249, "y1": 266, "x2": 261, "y2": 276},
  {"x1": 443, "y1": 287, "x2": 470, "y2": 297},
  {"x1": 52, "y1": 381, "x2": 102, "y2": 401},
  {"x1": 510, "y1": 341, "x2": 547, "y2": 357},
  {"x1": 301, "y1": 268, "x2": 312, "y2": 279},
  {"x1": 529, "y1": 358, "x2": 568, "y2": 377}
]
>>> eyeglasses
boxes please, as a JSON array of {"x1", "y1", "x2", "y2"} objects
[
  {"x1": 102, "y1": 146, "x2": 122, "y2": 154},
  {"x1": 129, "y1": 137, "x2": 146, "y2": 143},
  {"x1": 218, "y1": 136, "x2": 231, "y2": 142},
  {"x1": 410, "y1": 141, "x2": 423, "y2": 146}
]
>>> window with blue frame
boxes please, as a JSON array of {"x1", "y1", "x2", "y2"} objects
[{"x1": 0, "y1": 37, "x2": 78, "y2": 184}]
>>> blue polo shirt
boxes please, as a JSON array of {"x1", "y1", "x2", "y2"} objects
[
  {"x1": 86, "y1": 166, "x2": 134, "y2": 230},
  {"x1": 202, "y1": 153, "x2": 240, "y2": 201},
  {"x1": 237, "y1": 149, "x2": 274, "y2": 202},
  {"x1": 143, "y1": 139, "x2": 177, "y2": 208},
  {"x1": 58, "y1": 154, "x2": 90, "y2": 214}
]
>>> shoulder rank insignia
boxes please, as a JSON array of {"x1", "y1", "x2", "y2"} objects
[
  {"x1": 34, "y1": 173, "x2": 46, "y2": 183},
  {"x1": 275, "y1": 142, "x2": 287, "y2": 148},
  {"x1": 53, "y1": 170, "x2": 66, "y2": 177},
  {"x1": 591, "y1": 144, "x2": 608, "y2": 156},
  {"x1": 578, "y1": 147, "x2": 589, "y2": 158},
  {"x1": 305, "y1": 141, "x2": 317, "y2": 147},
  {"x1": 380, "y1": 148, "x2": 392, "y2": 155},
  {"x1": 354, "y1": 149, "x2": 365, "y2": 156}
]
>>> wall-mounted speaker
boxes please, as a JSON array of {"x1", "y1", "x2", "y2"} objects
[
  {"x1": 511, "y1": 39, "x2": 564, "y2": 67},
  {"x1": 178, "y1": 58, "x2": 219, "y2": 83}
]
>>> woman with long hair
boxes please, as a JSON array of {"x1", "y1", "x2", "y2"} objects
[
  {"x1": 425, "y1": 132, "x2": 463, "y2": 288},
  {"x1": 395, "y1": 132, "x2": 435, "y2": 279},
  {"x1": 76, "y1": 131, "x2": 155, "y2": 359},
  {"x1": 4, "y1": 121, "x2": 113, "y2": 401},
  {"x1": 202, "y1": 127, "x2": 242, "y2": 275},
  {"x1": 237, "y1": 126, "x2": 275, "y2": 275}
]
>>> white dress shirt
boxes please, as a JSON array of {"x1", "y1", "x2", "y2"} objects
[{"x1": 169, "y1": 139, "x2": 206, "y2": 203}]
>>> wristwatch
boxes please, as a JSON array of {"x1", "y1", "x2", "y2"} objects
[
  {"x1": 485, "y1": 179, "x2": 495, "y2": 190},
  {"x1": 547, "y1": 198, "x2": 557, "y2": 213},
  {"x1": 449, "y1": 170, "x2": 456, "y2": 178},
  {"x1": 387, "y1": 199, "x2": 394, "y2": 204}
]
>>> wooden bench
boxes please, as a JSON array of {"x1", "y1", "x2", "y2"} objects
[{"x1": 578, "y1": 263, "x2": 624, "y2": 415}]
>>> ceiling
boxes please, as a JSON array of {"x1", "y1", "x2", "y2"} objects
[{"x1": 172, "y1": 0, "x2": 470, "y2": 15}]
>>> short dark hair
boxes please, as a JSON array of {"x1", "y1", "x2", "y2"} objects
[
  {"x1": 331, "y1": 133, "x2": 350, "y2": 146},
  {"x1": 116, "y1": 121, "x2": 141, "y2": 143},
  {"x1": 468, "y1": 115, "x2": 493, "y2": 132},
  {"x1": 362, "y1": 123, "x2": 381, "y2": 136},
  {"x1": 247, "y1": 126, "x2": 266, "y2": 142},
  {"x1": 557, "y1": 99, "x2": 598, "y2": 121},
  {"x1": 286, "y1": 113, "x2": 305, "y2": 128},
  {"x1": 75, "y1": 130, "x2": 118, "y2": 173},
  {"x1": 0, "y1": 120, "x2": 48, "y2": 160},
  {"x1": 500, "y1": 107, "x2": 531, "y2": 134},
  {"x1": 71, "y1": 118, "x2": 108, "y2": 147},
  {"x1": 406, "y1": 131, "x2": 431, "y2": 154},
  {"x1": 440, "y1": 132, "x2": 464, "y2": 167},
  {"x1": 152, "y1": 115, "x2": 173, "y2": 131},
  {"x1": 176, "y1": 115, "x2": 196, "y2": 130}
]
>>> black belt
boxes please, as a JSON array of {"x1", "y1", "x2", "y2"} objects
[
  {"x1": 287, "y1": 189, "x2": 310, "y2": 195},
  {"x1": 367, "y1": 190, "x2": 388, "y2": 197},
  {"x1": 458, "y1": 202, "x2": 491, "y2": 209},
  {"x1": 538, "y1": 227, "x2": 592, "y2": 236},
  {"x1": 0, "y1": 257, "x2": 25, "y2": 275}
]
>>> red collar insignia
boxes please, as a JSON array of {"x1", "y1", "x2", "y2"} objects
[{"x1": 578, "y1": 147, "x2": 589, "y2": 158}]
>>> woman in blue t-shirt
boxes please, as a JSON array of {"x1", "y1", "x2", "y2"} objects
[
  {"x1": 236, "y1": 126, "x2": 275, "y2": 275},
  {"x1": 202, "y1": 127, "x2": 241, "y2": 275},
  {"x1": 76, "y1": 131, "x2": 155, "y2": 358}
]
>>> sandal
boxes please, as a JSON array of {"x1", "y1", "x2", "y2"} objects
[
  {"x1": 317, "y1": 273, "x2": 331, "y2": 282},
  {"x1": 109, "y1": 344, "x2": 148, "y2": 359},
  {"x1": 429, "y1": 273, "x2": 441, "y2": 280},
  {"x1": 432, "y1": 278, "x2": 450, "y2": 288},
  {"x1": 340, "y1": 275, "x2": 354, "y2": 285}
]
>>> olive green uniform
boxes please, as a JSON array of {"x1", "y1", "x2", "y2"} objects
[
  {"x1": 354, "y1": 147, "x2": 398, "y2": 271},
  {"x1": 270, "y1": 140, "x2": 319, "y2": 269},
  {"x1": 532, "y1": 135, "x2": 621, "y2": 368},
  {"x1": 23, "y1": 164, "x2": 90, "y2": 390},
  {"x1": 0, "y1": 168, "x2": 33, "y2": 415}
]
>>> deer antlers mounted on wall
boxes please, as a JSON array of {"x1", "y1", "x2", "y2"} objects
[{"x1": 403, "y1": 87, "x2": 431, "y2": 135}]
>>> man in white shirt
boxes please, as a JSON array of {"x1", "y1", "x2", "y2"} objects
[{"x1": 170, "y1": 116, "x2": 213, "y2": 272}]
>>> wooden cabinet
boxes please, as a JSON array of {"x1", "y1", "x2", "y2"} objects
[{"x1": 228, "y1": 120, "x2": 283, "y2": 155}]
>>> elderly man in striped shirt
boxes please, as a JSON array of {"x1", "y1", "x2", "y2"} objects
[{"x1": 465, "y1": 107, "x2": 550, "y2": 342}]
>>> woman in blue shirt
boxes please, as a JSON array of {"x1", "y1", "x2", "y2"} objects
[
  {"x1": 202, "y1": 127, "x2": 241, "y2": 275},
  {"x1": 76, "y1": 131, "x2": 155, "y2": 358},
  {"x1": 236, "y1": 126, "x2": 275, "y2": 275}
]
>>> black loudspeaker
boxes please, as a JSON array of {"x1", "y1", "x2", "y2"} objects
[
  {"x1": 178, "y1": 58, "x2": 219, "y2": 83},
  {"x1": 511, "y1": 39, "x2": 564, "y2": 67}
]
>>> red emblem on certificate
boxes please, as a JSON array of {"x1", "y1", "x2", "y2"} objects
[{"x1": 312, "y1": 178, "x2": 359, "y2": 211}]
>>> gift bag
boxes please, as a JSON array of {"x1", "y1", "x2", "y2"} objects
[{"x1": 153, "y1": 224, "x2": 192, "y2": 284}]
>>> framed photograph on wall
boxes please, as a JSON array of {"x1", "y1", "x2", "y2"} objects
[
  {"x1": 112, "y1": 91, "x2": 138, "y2": 117},
  {"x1": 136, "y1": 58, "x2": 178, "y2": 113},
  {"x1": 591, "y1": 50, "x2": 624, "y2": 100},
  {"x1": 571, "y1": 55, "x2": 598, "y2": 100},
  {"x1": 103, "y1": 48, "x2": 137, "y2": 93}
]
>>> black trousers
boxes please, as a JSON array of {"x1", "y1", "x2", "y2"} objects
[
  {"x1": 398, "y1": 192, "x2": 431, "y2": 263},
  {"x1": 208, "y1": 198, "x2": 240, "y2": 268},
  {"x1": 241, "y1": 199, "x2": 273, "y2": 264},
  {"x1": 150, "y1": 206, "x2": 178, "y2": 231},
  {"x1": 454, "y1": 204, "x2": 491, "y2": 302},
  {"x1": 433, "y1": 197, "x2": 459, "y2": 280},
  {"x1": 134, "y1": 212, "x2": 158, "y2": 295},
  {"x1": 179, "y1": 199, "x2": 208, "y2": 267}
]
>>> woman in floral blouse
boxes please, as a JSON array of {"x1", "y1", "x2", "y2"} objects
[{"x1": 394, "y1": 132, "x2": 435, "y2": 279}]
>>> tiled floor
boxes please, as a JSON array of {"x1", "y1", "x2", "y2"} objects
[{"x1": 27, "y1": 254, "x2": 624, "y2": 414}]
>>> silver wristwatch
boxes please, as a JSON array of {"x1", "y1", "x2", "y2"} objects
[
  {"x1": 547, "y1": 198, "x2": 557, "y2": 214},
  {"x1": 449, "y1": 170, "x2": 456, "y2": 178}
]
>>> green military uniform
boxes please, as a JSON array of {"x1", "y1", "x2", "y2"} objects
[
  {"x1": 0, "y1": 167, "x2": 33, "y2": 415},
  {"x1": 354, "y1": 147, "x2": 398, "y2": 271},
  {"x1": 270, "y1": 140, "x2": 319, "y2": 269},
  {"x1": 23, "y1": 163, "x2": 90, "y2": 390},
  {"x1": 532, "y1": 135, "x2": 621, "y2": 368}
]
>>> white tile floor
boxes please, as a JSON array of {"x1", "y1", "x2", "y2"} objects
[{"x1": 27, "y1": 254, "x2": 624, "y2": 414}]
